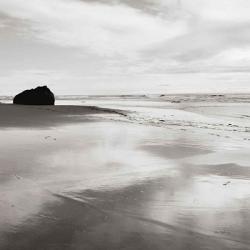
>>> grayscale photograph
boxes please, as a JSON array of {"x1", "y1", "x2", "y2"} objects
[{"x1": 0, "y1": 0, "x2": 250, "y2": 249}]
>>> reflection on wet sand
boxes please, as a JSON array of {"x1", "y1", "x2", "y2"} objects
[{"x1": 1, "y1": 103, "x2": 250, "y2": 250}]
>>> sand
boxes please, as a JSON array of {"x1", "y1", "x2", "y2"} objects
[{"x1": 1, "y1": 98, "x2": 250, "y2": 250}]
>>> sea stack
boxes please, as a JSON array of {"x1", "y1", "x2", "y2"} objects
[{"x1": 13, "y1": 86, "x2": 55, "y2": 105}]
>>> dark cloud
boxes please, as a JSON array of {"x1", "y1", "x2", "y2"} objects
[
  {"x1": 81, "y1": 0, "x2": 159, "y2": 12},
  {"x1": 80, "y1": 0, "x2": 180, "y2": 15}
]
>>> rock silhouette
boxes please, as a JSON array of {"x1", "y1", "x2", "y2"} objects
[{"x1": 13, "y1": 86, "x2": 55, "y2": 105}]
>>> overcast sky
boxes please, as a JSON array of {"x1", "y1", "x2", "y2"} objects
[{"x1": 0, "y1": 0, "x2": 250, "y2": 95}]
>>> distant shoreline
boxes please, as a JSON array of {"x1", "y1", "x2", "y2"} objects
[{"x1": 1, "y1": 92, "x2": 250, "y2": 99}]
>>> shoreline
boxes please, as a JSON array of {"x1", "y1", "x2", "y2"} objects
[
  {"x1": 0, "y1": 103, "x2": 128, "y2": 128},
  {"x1": 1, "y1": 92, "x2": 250, "y2": 101}
]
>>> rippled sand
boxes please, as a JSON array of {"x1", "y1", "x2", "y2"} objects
[{"x1": 1, "y1": 98, "x2": 250, "y2": 250}]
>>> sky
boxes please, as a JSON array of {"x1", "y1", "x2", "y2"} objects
[{"x1": 0, "y1": 0, "x2": 250, "y2": 95}]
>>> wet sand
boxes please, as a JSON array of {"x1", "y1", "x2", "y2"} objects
[{"x1": 1, "y1": 102, "x2": 250, "y2": 250}]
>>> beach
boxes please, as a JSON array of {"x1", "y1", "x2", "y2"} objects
[{"x1": 1, "y1": 94, "x2": 250, "y2": 250}]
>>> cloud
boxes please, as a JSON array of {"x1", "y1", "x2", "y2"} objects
[
  {"x1": 1, "y1": 0, "x2": 250, "y2": 62},
  {"x1": 0, "y1": 0, "x2": 186, "y2": 57},
  {"x1": 183, "y1": 0, "x2": 250, "y2": 22},
  {"x1": 146, "y1": 21, "x2": 250, "y2": 60},
  {"x1": 1, "y1": 0, "x2": 250, "y2": 94}
]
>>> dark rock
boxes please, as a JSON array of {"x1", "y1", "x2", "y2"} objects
[{"x1": 13, "y1": 86, "x2": 55, "y2": 105}]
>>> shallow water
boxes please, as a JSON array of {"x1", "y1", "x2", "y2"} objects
[{"x1": 1, "y1": 98, "x2": 250, "y2": 249}]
